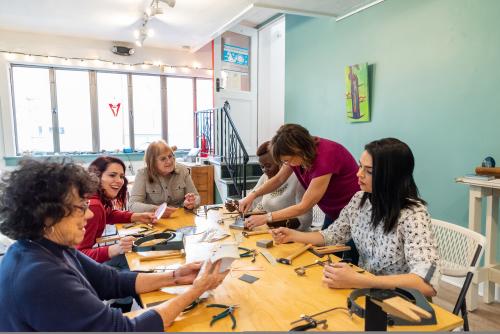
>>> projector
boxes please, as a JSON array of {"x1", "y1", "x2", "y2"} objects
[{"x1": 111, "y1": 46, "x2": 135, "y2": 56}]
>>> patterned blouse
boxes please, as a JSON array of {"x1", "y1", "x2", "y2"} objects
[{"x1": 320, "y1": 191, "x2": 440, "y2": 287}]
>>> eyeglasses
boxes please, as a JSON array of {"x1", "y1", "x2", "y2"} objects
[
  {"x1": 157, "y1": 154, "x2": 175, "y2": 162},
  {"x1": 72, "y1": 200, "x2": 90, "y2": 214}
]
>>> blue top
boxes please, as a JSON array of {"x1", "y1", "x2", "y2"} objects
[{"x1": 0, "y1": 238, "x2": 163, "y2": 331}]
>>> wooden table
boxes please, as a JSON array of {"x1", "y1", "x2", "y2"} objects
[
  {"x1": 124, "y1": 208, "x2": 463, "y2": 332},
  {"x1": 456, "y1": 177, "x2": 500, "y2": 310}
]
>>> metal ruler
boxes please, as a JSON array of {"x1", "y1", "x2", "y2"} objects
[{"x1": 259, "y1": 249, "x2": 277, "y2": 266}]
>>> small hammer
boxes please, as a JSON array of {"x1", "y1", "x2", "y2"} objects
[
  {"x1": 242, "y1": 229, "x2": 270, "y2": 238},
  {"x1": 277, "y1": 244, "x2": 312, "y2": 265}
]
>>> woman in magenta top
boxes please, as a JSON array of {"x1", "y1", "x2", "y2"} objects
[{"x1": 240, "y1": 124, "x2": 360, "y2": 230}]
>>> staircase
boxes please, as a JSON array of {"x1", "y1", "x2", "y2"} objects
[
  {"x1": 211, "y1": 156, "x2": 262, "y2": 201},
  {"x1": 194, "y1": 101, "x2": 262, "y2": 202}
]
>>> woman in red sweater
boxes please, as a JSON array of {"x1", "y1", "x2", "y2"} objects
[{"x1": 77, "y1": 156, "x2": 155, "y2": 263}]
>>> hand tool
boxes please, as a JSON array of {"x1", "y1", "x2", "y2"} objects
[
  {"x1": 276, "y1": 244, "x2": 312, "y2": 265},
  {"x1": 294, "y1": 259, "x2": 329, "y2": 276},
  {"x1": 138, "y1": 250, "x2": 185, "y2": 262},
  {"x1": 242, "y1": 229, "x2": 269, "y2": 238},
  {"x1": 310, "y1": 244, "x2": 351, "y2": 257},
  {"x1": 207, "y1": 304, "x2": 238, "y2": 329},
  {"x1": 289, "y1": 306, "x2": 349, "y2": 331}
]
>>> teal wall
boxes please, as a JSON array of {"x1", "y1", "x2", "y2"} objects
[{"x1": 285, "y1": 0, "x2": 500, "y2": 258}]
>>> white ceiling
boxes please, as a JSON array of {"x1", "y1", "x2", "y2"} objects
[{"x1": 0, "y1": 0, "x2": 380, "y2": 51}]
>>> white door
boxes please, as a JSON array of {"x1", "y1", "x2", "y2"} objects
[{"x1": 214, "y1": 25, "x2": 258, "y2": 156}]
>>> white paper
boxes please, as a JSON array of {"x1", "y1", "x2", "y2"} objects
[
  {"x1": 209, "y1": 242, "x2": 240, "y2": 272},
  {"x1": 155, "y1": 202, "x2": 167, "y2": 220},
  {"x1": 161, "y1": 285, "x2": 210, "y2": 299},
  {"x1": 197, "y1": 227, "x2": 230, "y2": 243},
  {"x1": 118, "y1": 227, "x2": 144, "y2": 237}
]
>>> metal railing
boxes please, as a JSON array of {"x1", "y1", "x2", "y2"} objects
[{"x1": 194, "y1": 101, "x2": 249, "y2": 197}]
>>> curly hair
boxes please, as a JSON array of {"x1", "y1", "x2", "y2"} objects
[
  {"x1": 270, "y1": 124, "x2": 317, "y2": 168},
  {"x1": 88, "y1": 156, "x2": 128, "y2": 208},
  {"x1": 256, "y1": 141, "x2": 271, "y2": 157},
  {"x1": 0, "y1": 159, "x2": 98, "y2": 240}
]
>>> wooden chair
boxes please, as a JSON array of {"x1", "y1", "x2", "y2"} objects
[{"x1": 431, "y1": 219, "x2": 486, "y2": 331}]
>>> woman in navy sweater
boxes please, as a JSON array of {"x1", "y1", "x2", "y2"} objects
[{"x1": 0, "y1": 159, "x2": 227, "y2": 331}]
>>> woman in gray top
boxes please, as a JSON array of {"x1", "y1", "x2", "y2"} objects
[{"x1": 129, "y1": 140, "x2": 201, "y2": 214}]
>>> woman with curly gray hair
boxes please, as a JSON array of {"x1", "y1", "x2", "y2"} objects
[{"x1": 0, "y1": 159, "x2": 227, "y2": 331}]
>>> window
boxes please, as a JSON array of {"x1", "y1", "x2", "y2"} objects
[
  {"x1": 167, "y1": 77, "x2": 194, "y2": 149},
  {"x1": 97, "y1": 72, "x2": 130, "y2": 152},
  {"x1": 132, "y1": 75, "x2": 161, "y2": 150},
  {"x1": 12, "y1": 66, "x2": 53, "y2": 153},
  {"x1": 56, "y1": 69, "x2": 93, "y2": 152},
  {"x1": 196, "y1": 79, "x2": 213, "y2": 110},
  {"x1": 9, "y1": 64, "x2": 212, "y2": 154}
]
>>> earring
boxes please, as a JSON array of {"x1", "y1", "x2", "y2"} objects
[{"x1": 45, "y1": 225, "x2": 55, "y2": 235}]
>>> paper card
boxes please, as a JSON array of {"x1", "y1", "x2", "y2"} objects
[
  {"x1": 210, "y1": 242, "x2": 240, "y2": 272},
  {"x1": 155, "y1": 202, "x2": 167, "y2": 220}
]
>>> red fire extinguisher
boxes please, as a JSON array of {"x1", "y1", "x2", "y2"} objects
[{"x1": 200, "y1": 134, "x2": 208, "y2": 157}]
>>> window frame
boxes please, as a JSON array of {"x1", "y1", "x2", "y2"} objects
[{"x1": 9, "y1": 63, "x2": 212, "y2": 155}]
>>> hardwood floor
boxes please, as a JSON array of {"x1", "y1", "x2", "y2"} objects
[{"x1": 433, "y1": 281, "x2": 500, "y2": 331}]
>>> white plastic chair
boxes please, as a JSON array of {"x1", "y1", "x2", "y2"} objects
[
  {"x1": 431, "y1": 219, "x2": 486, "y2": 331},
  {"x1": 310, "y1": 205, "x2": 325, "y2": 231}
]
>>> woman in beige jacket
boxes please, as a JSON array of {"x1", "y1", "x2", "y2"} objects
[{"x1": 129, "y1": 140, "x2": 200, "y2": 215}]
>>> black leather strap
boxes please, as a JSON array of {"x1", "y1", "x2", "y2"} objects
[{"x1": 132, "y1": 232, "x2": 175, "y2": 252}]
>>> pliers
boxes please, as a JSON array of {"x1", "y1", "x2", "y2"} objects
[
  {"x1": 238, "y1": 247, "x2": 257, "y2": 262},
  {"x1": 207, "y1": 304, "x2": 238, "y2": 329}
]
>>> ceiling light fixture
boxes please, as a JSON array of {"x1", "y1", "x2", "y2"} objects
[{"x1": 134, "y1": 0, "x2": 176, "y2": 46}]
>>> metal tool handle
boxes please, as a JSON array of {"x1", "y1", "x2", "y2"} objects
[
  {"x1": 289, "y1": 322, "x2": 316, "y2": 331},
  {"x1": 243, "y1": 229, "x2": 269, "y2": 236}
]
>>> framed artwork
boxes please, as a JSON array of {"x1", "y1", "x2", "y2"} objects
[{"x1": 345, "y1": 63, "x2": 370, "y2": 122}]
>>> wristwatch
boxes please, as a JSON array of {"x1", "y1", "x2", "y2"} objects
[{"x1": 266, "y1": 212, "x2": 273, "y2": 223}]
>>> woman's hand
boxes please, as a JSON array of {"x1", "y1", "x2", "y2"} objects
[
  {"x1": 244, "y1": 214, "x2": 267, "y2": 230},
  {"x1": 237, "y1": 194, "x2": 256, "y2": 213},
  {"x1": 172, "y1": 262, "x2": 203, "y2": 285},
  {"x1": 131, "y1": 212, "x2": 157, "y2": 224},
  {"x1": 162, "y1": 206, "x2": 177, "y2": 218},
  {"x1": 322, "y1": 262, "x2": 364, "y2": 289},
  {"x1": 270, "y1": 227, "x2": 298, "y2": 244},
  {"x1": 183, "y1": 193, "x2": 196, "y2": 210},
  {"x1": 192, "y1": 260, "x2": 229, "y2": 292},
  {"x1": 108, "y1": 236, "x2": 136, "y2": 258}
]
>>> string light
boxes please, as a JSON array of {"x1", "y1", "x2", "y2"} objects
[{"x1": 0, "y1": 50, "x2": 213, "y2": 73}]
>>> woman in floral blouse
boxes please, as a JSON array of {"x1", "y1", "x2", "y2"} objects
[{"x1": 271, "y1": 138, "x2": 440, "y2": 296}]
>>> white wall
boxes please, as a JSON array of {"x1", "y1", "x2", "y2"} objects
[
  {"x1": 257, "y1": 16, "x2": 285, "y2": 147},
  {"x1": 0, "y1": 29, "x2": 212, "y2": 170}
]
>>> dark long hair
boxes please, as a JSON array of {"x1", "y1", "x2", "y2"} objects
[
  {"x1": 0, "y1": 159, "x2": 98, "y2": 240},
  {"x1": 360, "y1": 138, "x2": 426, "y2": 233},
  {"x1": 88, "y1": 156, "x2": 128, "y2": 208},
  {"x1": 270, "y1": 124, "x2": 317, "y2": 168}
]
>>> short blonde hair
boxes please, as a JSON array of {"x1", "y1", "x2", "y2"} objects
[{"x1": 145, "y1": 140, "x2": 175, "y2": 183}]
